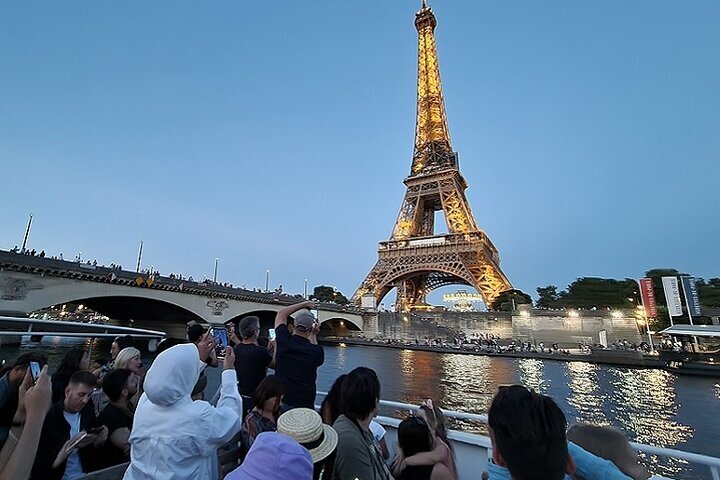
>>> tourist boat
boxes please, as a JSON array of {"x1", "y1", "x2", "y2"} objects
[
  {"x1": 1, "y1": 316, "x2": 715, "y2": 479},
  {"x1": 658, "y1": 325, "x2": 720, "y2": 377}
]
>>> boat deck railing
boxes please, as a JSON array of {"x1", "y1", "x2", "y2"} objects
[{"x1": 317, "y1": 392, "x2": 720, "y2": 480}]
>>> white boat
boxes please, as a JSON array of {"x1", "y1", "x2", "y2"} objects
[{"x1": 349, "y1": 396, "x2": 720, "y2": 480}]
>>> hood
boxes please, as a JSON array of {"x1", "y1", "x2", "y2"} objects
[{"x1": 143, "y1": 343, "x2": 205, "y2": 406}]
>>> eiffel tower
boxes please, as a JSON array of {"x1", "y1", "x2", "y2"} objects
[{"x1": 353, "y1": 1, "x2": 512, "y2": 312}]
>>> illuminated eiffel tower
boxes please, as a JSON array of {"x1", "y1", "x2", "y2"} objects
[{"x1": 353, "y1": 1, "x2": 512, "y2": 312}]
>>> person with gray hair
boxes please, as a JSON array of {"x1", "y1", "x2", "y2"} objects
[
  {"x1": 274, "y1": 300, "x2": 324, "y2": 411},
  {"x1": 233, "y1": 316, "x2": 275, "y2": 418}
]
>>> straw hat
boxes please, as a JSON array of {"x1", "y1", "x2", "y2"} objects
[{"x1": 277, "y1": 408, "x2": 338, "y2": 463}]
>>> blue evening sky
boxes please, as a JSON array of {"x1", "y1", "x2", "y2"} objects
[{"x1": 1, "y1": 1, "x2": 718, "y2": 306}]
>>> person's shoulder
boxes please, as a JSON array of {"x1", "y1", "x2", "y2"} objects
[{"x1": 430, "y1": 462, "x2": 453, "y2": 480}]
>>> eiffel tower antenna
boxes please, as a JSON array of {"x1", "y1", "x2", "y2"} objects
[{"x1": 353, "y1": 5, "x2": 512, "y2": 312}]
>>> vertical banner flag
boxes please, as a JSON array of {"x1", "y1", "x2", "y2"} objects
[
  {"x1": 662, "y1": 276, "x2": 683, "y2": 317},
  {"x1": 639, "y1": 278, "x2": 657, "y2": 318},
  {"x1": 680, "y1": 276, "x2": 702, "y2": 317}
]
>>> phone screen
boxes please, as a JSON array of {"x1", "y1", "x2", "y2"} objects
[
  {"x1": 212, "y1": 327, "x2": 228, "y2": 356},
  {"x1": 67, "y1": 431, "x2": 87, "y2": 451},
  {"x1": 268, "y1": 328, "x2": 276, "y2": 340},
  {"x1": 310, "y1": 309, "x2": 318, "y2": 320},
  {"x1": 29, "y1": 361, "x2": 41, "y2": 384}
]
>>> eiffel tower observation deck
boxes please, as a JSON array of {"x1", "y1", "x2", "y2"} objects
[{"x1": 354, "y1": 1, "x2": 512, "y2": 312}]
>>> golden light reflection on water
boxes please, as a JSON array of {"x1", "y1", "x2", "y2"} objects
[
  {"x1": 566, "y1": 361, "x2": 608, "y2": 426},
  {"x1": 517, "y1": 358, "x2": 547, "y2": 394}
]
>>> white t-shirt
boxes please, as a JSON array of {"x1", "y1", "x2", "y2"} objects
[{"x1": 62, "y1": 411, "x2": 84, "y2": 480}]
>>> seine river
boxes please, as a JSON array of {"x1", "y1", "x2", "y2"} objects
[{"x1": 2, "y1": 338, "x2": 718, "y2": 480}]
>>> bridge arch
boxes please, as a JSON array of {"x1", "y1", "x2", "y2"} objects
[{"x1": 375, "y1": 266, "x2": 476, "y2": 307}]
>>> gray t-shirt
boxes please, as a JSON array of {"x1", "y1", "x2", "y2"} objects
[{"x1": 332, "y1": 415, "x2": 389, "y2": 480}]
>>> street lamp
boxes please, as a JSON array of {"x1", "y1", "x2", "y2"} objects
[
  {"x1": 213, "y1": 258, "x2": 219, "y2": 282},
  {"x1": 265, "y1": 270, "x2": 270, "y2": 292},
  {"x1": 304, "y1": 279, "x2": 308, "y2": 299}
]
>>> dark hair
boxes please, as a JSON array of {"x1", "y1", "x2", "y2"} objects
[
  {"x1": 321, "y1": 374, "x2": 347, "y2": 425},
  {"x1": 488, "y1": 385, "x2": 568, "y2": 480},
  {"x1": 12, "y1": 352, "x2": 48, "y2": 369},
  {"x1": 102, "y1": 368, "x2": 133, "y2": 402},
  {"x1": 187, "y1": 324, "x2": 207, "y2": 343},
  {"x1": 398, "y1": 417, "x2": 433, "y2": 458},
  {"x1": 340, "y1": 367, "x2": 380, "y2": 421},
  {"x1": 68, "y1": 370, "x2": 98, "y2": 389},
  {"x1": 56, "y1": 348, "x2": 86, "y2": 378},
  {"x1": 239, "y1": 316, "x2": 260, "y2": 340},
  {"x1": 252, "y1": 375, "x2": 285, "y2": 411},
  {"x1": 113, "y1": 335, "x2": 135, "y2": 351},
  {"x1": 92, "y1": 358, "x2": 108, "y2": 366}
]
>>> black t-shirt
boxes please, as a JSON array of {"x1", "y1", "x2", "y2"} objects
[
  {"x1": 275, "y1": 324, "x2": 324, "y2": 408},
  {"x1": 97, "y1": 404, "x2": 133, "y2": 467},
  {"x1": 233, "y1": 343, "x2": 273, "y2": 397}
]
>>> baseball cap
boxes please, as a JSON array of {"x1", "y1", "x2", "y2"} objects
[
  {"x1": 293, "y1": 311, "x2": 316, "y2": 332},
  {"x1": 224, "y1": 432, "x2": 313, "y2": 480}
]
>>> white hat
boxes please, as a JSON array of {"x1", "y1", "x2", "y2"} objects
[{"x1": 277, "y1": 408, "x2": 338, "y2": 463}]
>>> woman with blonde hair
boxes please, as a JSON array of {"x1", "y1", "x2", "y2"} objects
[{"x1": 114, "y1": 348, "x2": 143, "y2": 374}]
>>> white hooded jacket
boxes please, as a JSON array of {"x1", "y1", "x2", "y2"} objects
[{"x1": 123, "y1": 343, "x2": 242, "y2": 480}]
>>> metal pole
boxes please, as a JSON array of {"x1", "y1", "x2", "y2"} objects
[
  {"x1": 213, "y1": 258, "x2": 219, "y2": 282},
  {"x1": 265, "y1": 270, "x2": 270, "y2": 292},
  {"x1": 136, "y1": 240, "x2": 143, "y2": 273},
  {"x1": 21, "y1": 213, "x2": 33, "y2": 253},
  {"x1": 304, "y1": 279, "x2": 308, "y2": 299}
]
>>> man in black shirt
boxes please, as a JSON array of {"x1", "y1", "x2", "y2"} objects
[
  {"x1": 274, "y1": 300, "x2": 324, "y2": 410},
  {"x1": 97, "y1": 368, "x2": 137, "y2": 468},
  {"x1": 233, "y1": 316, "x2": 275, "y2": 417}
]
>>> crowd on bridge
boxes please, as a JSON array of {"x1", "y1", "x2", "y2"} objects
[{"x1": 0, "y1": 298, "x2": 650, "y2": 480}]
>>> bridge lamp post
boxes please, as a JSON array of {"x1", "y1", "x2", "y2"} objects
[
  {"x1": 304, "y1": 279, "x2": 308, "y2": 299},
  {"x1": 265, "y1": 270, "x2": 270, "y2": 292},
  {"x1": 21, "y1": 212, "x2": 33, "y2": 253},
  {"x1": 213, "y1": 258, "x2": 219, "y2": 282}
]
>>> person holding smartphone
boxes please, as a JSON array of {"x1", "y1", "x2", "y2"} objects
[
  {"x1": 274, "y1": 300, "x2": 324, "y2": 411},
  {"x1": 233, "y1": 316, "x2": 275, "y2": 418},
  {"x1": 31, "y1": 371, "x2": 108, "y2": 480}
]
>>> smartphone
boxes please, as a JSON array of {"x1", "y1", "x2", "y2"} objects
[
  {"x1": 212, "y1": 327, "x2": 228, "y2": 357},
  {"x1": 29, "y1": 361, "x2": 41, "y2": 385},
  {"x1": 66, "y1": 431, "x2": 87, "y2": 451},
  {"x1": 89, "y1": 426, "x2": 104, "y2": 434},
  {"x1": 310, "y1": 309, "x2": 319, "y2": 320},
  {"x1": 268, "y1": 328, "x2": 276, "y2": 341}
]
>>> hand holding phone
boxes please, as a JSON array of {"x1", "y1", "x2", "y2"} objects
[
  {"x1": 29, "y1": 361, "x2": 41, "y2": 385},
  {"x1": 268, "y1": 328, "x2": 276, "y2": 341},
  {"x1": 212, "y1": 327, "x2": 228, "y2": 358},
  {"x1": 65, "y1": 431, "x2": 88, "y2": 453}
]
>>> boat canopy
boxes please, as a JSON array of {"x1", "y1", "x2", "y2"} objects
[
  {"x1": 0, "y1": 315, "x2": 166, "y2": 340},
  {"x1": 660, "y1": 324, "x2": 720, "y2": 338}
]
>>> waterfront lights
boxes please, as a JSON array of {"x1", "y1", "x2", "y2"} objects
[{"x1": 568, "y1": 310, "x2": 580, "y2": 318}]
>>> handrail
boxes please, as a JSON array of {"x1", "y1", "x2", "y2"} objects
[{"x1": 317, "y1": 392, "x2": 720, "y2": 480}]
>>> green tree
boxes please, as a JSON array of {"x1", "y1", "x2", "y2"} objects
[
  {"x1": 489, "y1": 289, "x2": 532, "y2": 311},
  {"x1": 310, "y1": 285, "x2": 349, "y2": 305},
  {"x1": 536, "y1": 285, "x2": 560, "y2": 309},
  {"x1": 557, "y1": 277, "x2": 639, "y2": 309},
  {"x1": 697, "y1": 277, "x2": 720, "y2": 307}
]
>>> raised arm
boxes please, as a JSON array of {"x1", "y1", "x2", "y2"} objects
[{"x1": 274, "y1": 300, "x2": 316, "y2": 328}]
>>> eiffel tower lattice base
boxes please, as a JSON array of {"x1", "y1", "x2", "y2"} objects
[{"x1": 355, "y1": 232, "x2": 510, "y2": 312}]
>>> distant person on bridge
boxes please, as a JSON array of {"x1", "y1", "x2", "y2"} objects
[
  {"x1": 274, "y1": 300, "x2": 324, "y2": 411},
  {"x1": 233, "y1": 316, "x2": 275, "y2": 417}
]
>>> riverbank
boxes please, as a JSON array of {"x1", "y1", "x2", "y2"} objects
[{"x1": 319, "y1": 337, "x2": 666, "y2": 369}]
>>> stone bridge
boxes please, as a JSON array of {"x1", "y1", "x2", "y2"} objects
[{"x1": 0, "y1": 251, "x2": 369, "y2": 338}]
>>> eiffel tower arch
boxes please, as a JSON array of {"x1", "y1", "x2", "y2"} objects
[{"x1": 353, "y1": 2, "x2": 512, "y2": 312}]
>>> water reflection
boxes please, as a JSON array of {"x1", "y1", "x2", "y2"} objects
[
  {"x1": 517, "y1": 358, "x2": 547, "y2": 393},
  {"x1": 565, "y1": 361, "x2": 608, "y2": 426}
]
